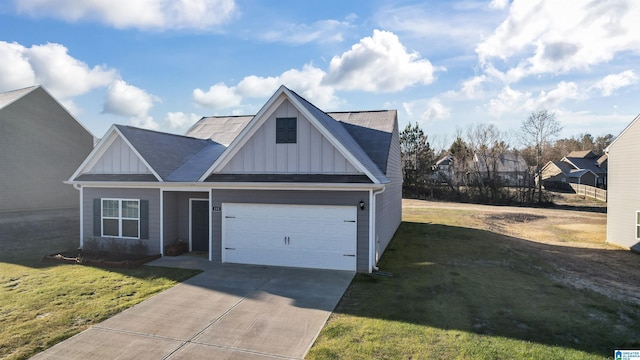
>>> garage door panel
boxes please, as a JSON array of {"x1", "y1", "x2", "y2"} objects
[{"x1": 222, "y1": 203, "x2": 356, "y2": 271}]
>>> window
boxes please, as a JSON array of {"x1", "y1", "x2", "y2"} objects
[
  {"x1": 636, "y1": 211, "x2": 640, "y2": 239},
  {"x1": 102, "y1": 199, "x2": 140, "y2": 238},
  {"x1": 276, "y1": 117, "x2": 297, "y2": 143}
]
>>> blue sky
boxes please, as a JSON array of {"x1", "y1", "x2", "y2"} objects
[{"x1": 1, "y1": 0, "x2": 638, "y2": 149}]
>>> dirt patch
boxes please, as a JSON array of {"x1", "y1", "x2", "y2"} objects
[
  {"x1": 404, "y1": 199, "x2": 640, "y2": 306},
  {"x1": 486, "y1": 213, "x2": 546, "y2": 223},
  {"x1": 42, "y1": 250, "x2": 161, "y2": 269}
]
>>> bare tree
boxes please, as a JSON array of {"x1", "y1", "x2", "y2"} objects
[
  {"x1": 466, "y1": 124, "x2": 509, "y2": 201},
  {"x1": 520, "y1": 110, "x2": 562, "y2": 203}
]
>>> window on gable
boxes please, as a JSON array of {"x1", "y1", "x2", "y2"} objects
[
  {"x1": 276, "y1": 117, "x2": 297, "y2": 144},
  {"x1": 102, "y1": 199, "x2": 140, "y2": 238}
]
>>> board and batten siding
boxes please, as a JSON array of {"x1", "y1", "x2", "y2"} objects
[
  {"x1": 88, "y1": 136, "x2": 151, "y2": 174},
  {"x1": 0, "y1": 87, "x2": 94, "y2": 211},
  {"x1": 210, "y1": 189, "x2": 370, "y2": 272},
  {"x1": 82, "y1": 187, "x2": 161, "y2": 255},
  {"x1": 375, "y1": 117, "x2": 402, "y2": 261},
  {"x1": 607, "y1": 116, "x2": 640, "y2": 251},
  {"x1": 220, "y1": 99, "x2": 360, "y2": 175}
]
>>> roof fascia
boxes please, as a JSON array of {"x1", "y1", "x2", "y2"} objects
[
  {"x1": 0, "y1": 85, "x2": 38, "y2": 111},
  {"x1": 283, "y1": 87, "x2": 380, "y2": 184},
  {"x1": 198, "y1": 87, "x2": 288, "y2": 181},
  {"x1": 605, "y1": 113, "x2": 640, "y2": 153},
  {"x1": 114, "y1": 126, "x2": 163, "y2": 181},
  {"x1": 68, "y1": 125, "x2": 162, "y2": 182}
]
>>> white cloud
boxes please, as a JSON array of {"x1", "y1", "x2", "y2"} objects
[
  {"x1": 323, "y1": 30, "x2": 438, "y2": 92},
  {"x1": 0, "y1": 41, "x2": 116, "y2": 98},
  {"x1": 166, "y1": 112, "x2": 201, "y2": 129},
  {"x1": 488, "y1": 81, "x2": 580, "y2": 116},
  {"x1": 14, "y1": 0, "x2": 236, "y2": 30},
  {"x1": 591, "y1": 70, "x2": 638, "y2": 96},
  {"x1": 0, "y1": 42, "x2": 35, "y2": 91},
  {"x1": 477, "y1": 0, "x2": 640, "y2": 81},
  {"x1": 260, "y1": 19, "x2": 352, "y2": 45},
  {"x1": 489, "y1": 0, "x2": 509, "y2": 10},
  {"x1": 193, "y1": 82, "x2": 242, "y2": 109},
  {"x1": 103, "y1": 80, "x2": 160, "y2": 130},
  {"x1": 193, "y1": 64, "x2": 340, "y2": 111},
  {"x1": 104, "y1": 80, "x2": 156, "y2": 118},
  {"x1": 420, "y1": 98, "x2": 451, "y2": 122}
]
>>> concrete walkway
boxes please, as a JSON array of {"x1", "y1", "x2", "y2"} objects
[{"x1": 32, "y1": 258, "x2": 354, "y2": 359}]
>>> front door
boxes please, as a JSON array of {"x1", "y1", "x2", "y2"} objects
[{"x1": 191, "y1": 200, "x2": 209, "y2": 252}]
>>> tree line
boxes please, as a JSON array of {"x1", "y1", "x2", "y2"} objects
[{"x1": 400, "y1": 110, "x2": 615, "y2": 205}]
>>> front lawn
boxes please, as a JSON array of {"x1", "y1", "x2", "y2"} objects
[
  {"x1": 0, "y1": 215, "x2": 200, "y2": 360},
  {"x1": 308, "y1": 202, "x2": 640, "y2": 359}
]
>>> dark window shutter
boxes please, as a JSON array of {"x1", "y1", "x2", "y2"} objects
[
  {"x1": 93, "y1": 198, "x2": 101, "y2": 236},
  {"x1": 140, "y1": 200, "x2": 149, "y2": 239}
]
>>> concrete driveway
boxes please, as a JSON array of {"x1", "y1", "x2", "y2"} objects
[{"x1": 32, "y1": 262, "x2": 354, "y2": 359}]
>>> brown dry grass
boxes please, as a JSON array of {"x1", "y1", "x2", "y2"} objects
[{"x1": 403, "y1": 198, "x2": 640, "y2": 306}]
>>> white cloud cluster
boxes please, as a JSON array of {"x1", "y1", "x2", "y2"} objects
[
  {"x1": 14, "y1": 0, "x2": 236, "y2": 30},
  {"x1": 488, "y1": 81, "x2": 579, "y2": 116},
  {"x1": 324, "y1": 30, "x2": 438, "y2": 92},
  {"x1": 591, "y1": 70, "x2": 638, "y2": 96},
  {"x1": 194, "y1": 30, "x2": 437, "y2": 111},
  {"x1": 0, "y1": 41, "x2": 116, "y2": 99},
  {"x1": 477, "y1": 0, "x2": 640, "y2": 81},
  {"x1": 0, "y1": 40, "x2": 162, "y2": 130}
]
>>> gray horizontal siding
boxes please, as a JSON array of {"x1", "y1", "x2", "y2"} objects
[
  {"x1": 211, "y1": 189, "x2": 370, "y2": 272},
  {"x1": 82, "y1": 187, "x2": 161, "y2": 255},
  {"x1": 0, "y1": 87, "x2": 94, "y2": 211}
]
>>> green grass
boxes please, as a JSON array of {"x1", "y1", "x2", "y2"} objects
[
  {"x1": 308, "y1": 206, "x2": 640, "y2": 360},
  {"x1": 0, "y1": 227, "x2": 200, "y2": 360}
]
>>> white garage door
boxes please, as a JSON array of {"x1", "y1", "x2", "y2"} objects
[{"x1": 222, "y1": 203, "x2": 357, "y2": 271}]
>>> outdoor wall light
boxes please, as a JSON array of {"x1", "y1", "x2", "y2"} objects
[{"x1": 359, "y1": 200, "x2": 365, "y2": 210}]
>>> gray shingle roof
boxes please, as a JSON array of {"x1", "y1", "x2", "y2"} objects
[
  {"x1": 185, "y1": 116, "x2": 253, "y2": 145},
  {"x1": 116, "y1": 125, "x2": 218, "y2": 181},
  {"x1": 287, "y1": 88, "x2": 389, "y2": 184}
]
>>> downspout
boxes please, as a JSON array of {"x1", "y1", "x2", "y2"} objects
[
  {"x1": 369, "y1": 186, "x2": 386, "y2": 272},
  {"x1": 74, "y1": 184, "x2": 83, "y2": 249},
  {"x1": 209, "y1": 189, "x2": 213, "y2": 262},
  {"x1": 159, "y1": 189, "x2": 164, "y2": 256}
]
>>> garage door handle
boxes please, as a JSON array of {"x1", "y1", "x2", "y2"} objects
[
  {"x1": 225, "y1": 247, "x2": 236, "y2": 250},
  {"x1": 344, "y1": 220, "x2": 356, "y2": 223},
  {"x1": 343, "y1": 254, "x2": 355, "y2": 257},
  {"x1": 225, "y1": 216, "x2": 236, "y2": 219}
]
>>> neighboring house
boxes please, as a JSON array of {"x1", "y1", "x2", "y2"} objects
[
  {"x1": 430, "y1": 155, "x2": 453, "y2": 183},
  {"x1": 470, "y1": 151, "x2": 531, "y2": 187},
  {"x1": 606, "y1": 114, "x2": 640, "y2": 252},
  {"x1": 66, "y1": 85, "x2": 402, "y2": 273},
  {"x1": 540, "y1": 150, "x2": 607, "y2": 189},
  {"x1": 0, "y1": 86, "x2": 94, "y2": 212}
]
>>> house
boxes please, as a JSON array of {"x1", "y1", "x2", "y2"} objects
[
  {"x1": 0, "y1": 86, "x2": 94, "y2": 212},
  {"x1": 606, "y1": 114, "x2": 640, "y2": 252},
  {"x1": 470, "y1": 151, "x2": 531, "y2": 187},
  {"x1": 431, "y1": 155, "x2": 453, "y2": 182},
  {"x1": 66, "y1": 85, "x2": 402, "y2": 273},
  {"x1": 540, "y1": 150, "x2": 607, "y2": 189}
]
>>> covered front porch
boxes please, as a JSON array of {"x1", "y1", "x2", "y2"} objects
[{"x1": 162, "y1": 190, "x2": 211, "y2": 259}]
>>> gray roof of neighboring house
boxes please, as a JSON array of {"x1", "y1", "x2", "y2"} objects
[
  {"x1": 185, "y1": 116, "x2": 253, "y2": 146},
  {"x1": 0, "y1": 86, "x2": 38, "y2": 110},
  {"x1": 116, "y1": 125, "x2": 220, "y2": 182},
  {"x1": 475, "y1": 151, "x2": 529, "y2": 173},
  {"x1": 566, "y1": 150, "x2": 597, "y2": 159},
  {"x1": 563, "y1": 155, "x2": 606, "y2": 175}
]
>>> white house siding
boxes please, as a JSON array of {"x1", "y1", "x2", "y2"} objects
[
  {"x1": 607, "y1": 116, "x2": 640, "y2": 251},
  {"x1": 0, "y1": 87, "x2": 94, "y2": 211},
  {"x1": 82, "y1": 187, "x2": 161, "y2": 255},
  {"x1": 375, "y1": 119, "x2": 403, "y2": 261},
  {"x1": 210, "y1": 189, "x2": 370, "y2": 272},
  {"x1": 88, "y1": 136, "x2": 151, "y2": 174},
  {"x1": 220, "y1": 99, "x2": 360, "y2": 175}
]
